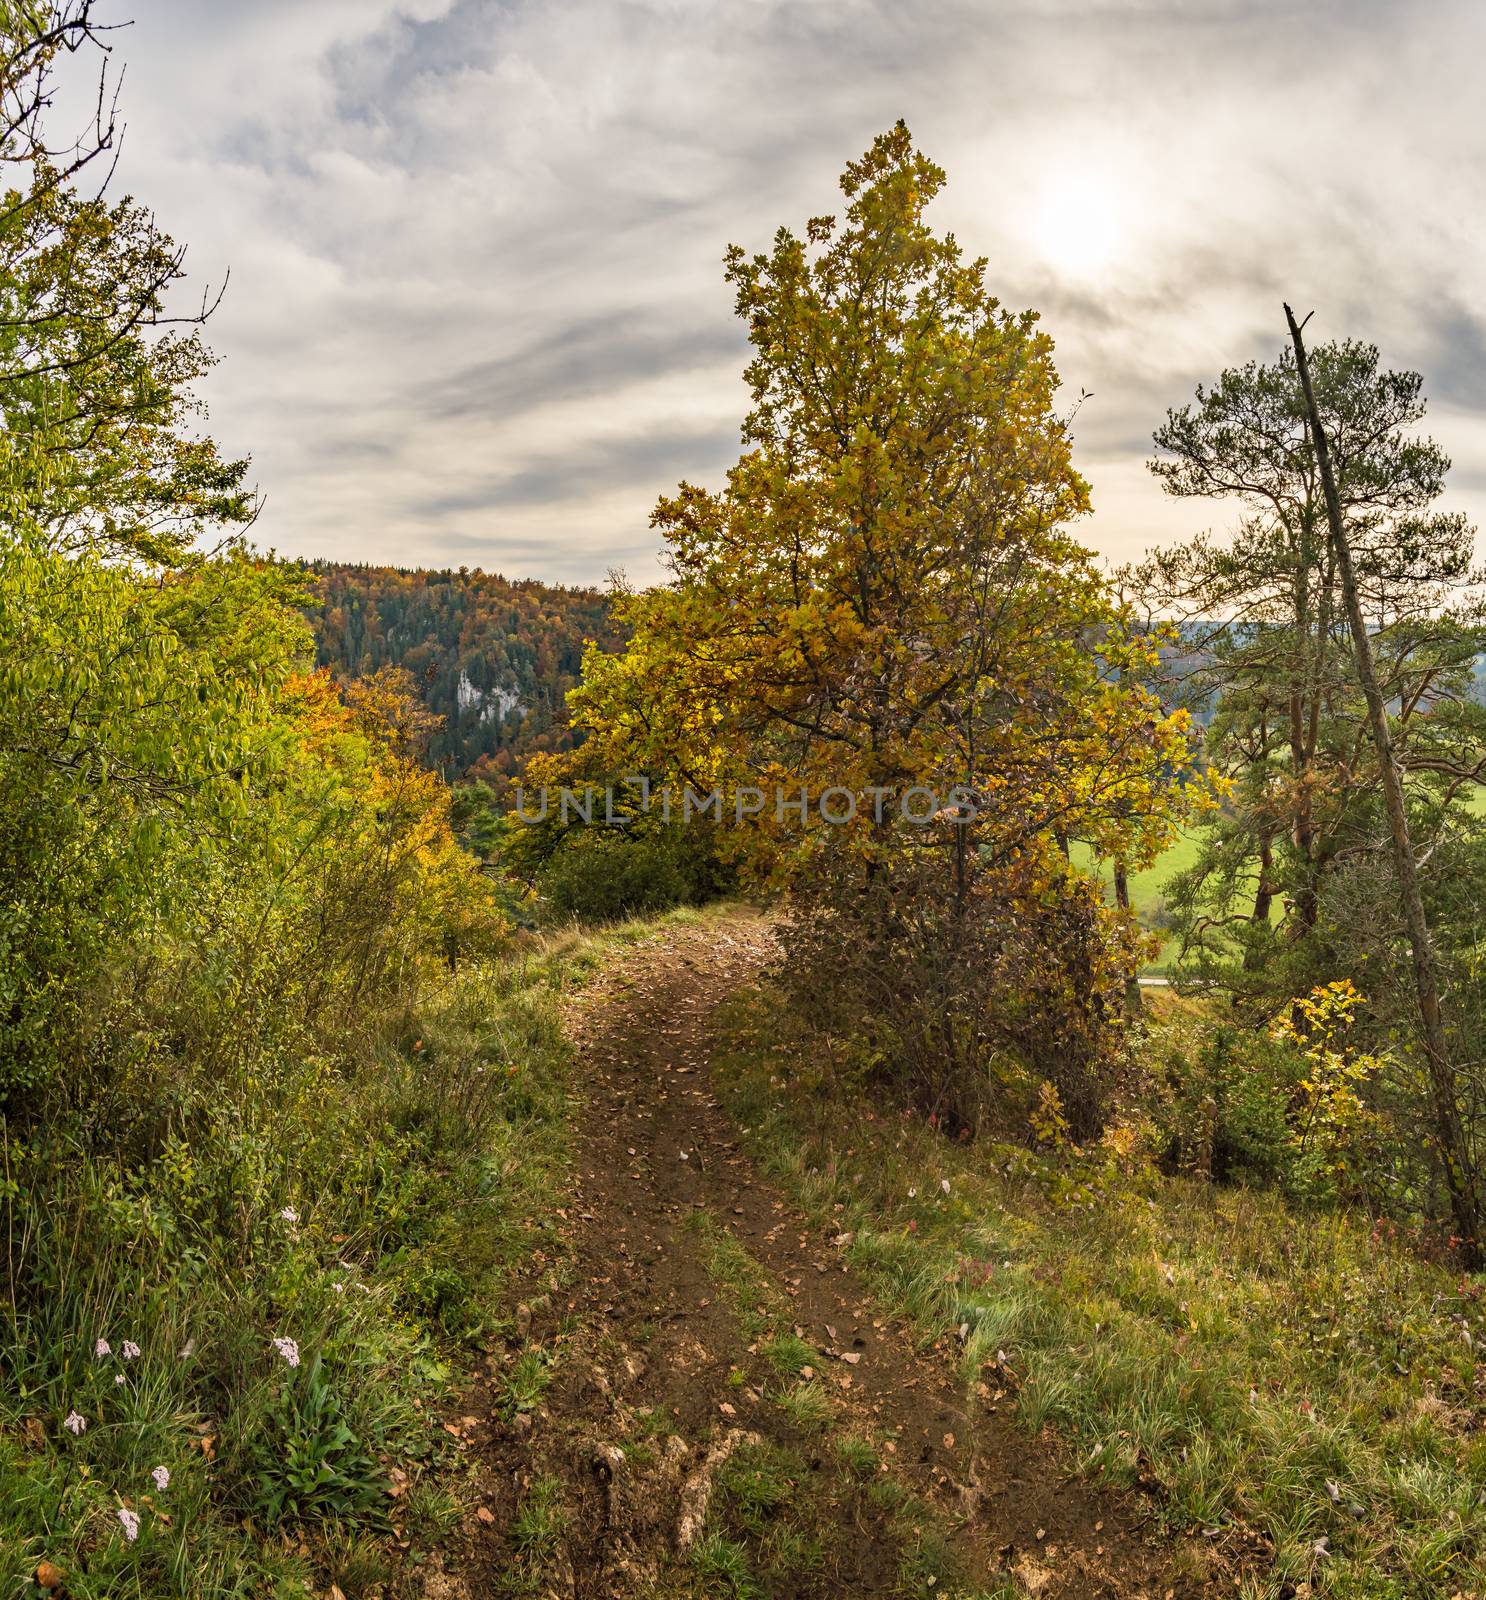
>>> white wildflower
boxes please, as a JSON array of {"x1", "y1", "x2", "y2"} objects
[
  {"x1": 114, "y1": 1374, "x2": 125, "y2": 1386},
  {"x1": 908, "y1": 1188, "x2": 917, "y2": 1199},
  {"x1": 271, "y1": 1336, "x2": 301, "y2": 1368},
  {"x1": 63, "y1": 1411, "x2": 86, "y2": 1435},
  {"x1": 94, "y1": 1338, "x2": 111, "y2": 1358},
  {"x1": 178, "y1": 1338, "x2": 195, "y2": 1360},
  {"x1": 279, "y1": 1206, "x2": 299, "y2": 1223},
  {"x1": 940, "y1": 1179, "x2": 951, "y2": 1195},
  {"x1": 121, "y1": 1341, "x2": 140, "y2": 1361},
  {"x1": 332, "y1": 1282, "x2": 345, "y2": 1294},
  {"x1": 117, "y1": 1506, "x2": 140, "y2": 1542},
  {"x1": 151, "y1": 1465, "x2": 170, "y2": 1492}
]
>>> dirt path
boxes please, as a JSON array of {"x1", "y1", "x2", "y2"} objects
[{"x1": 458, "y1": 909, "x2": 1217, "y2": 1599}]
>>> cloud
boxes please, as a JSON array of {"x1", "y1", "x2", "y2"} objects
[
  {"x1": 411, "y1": 421, "x2": 740, "y2": 514},
  {"x1": 415, "y1": 311, "x2": 746, "y2": 426},
  {"x1": 75, "y1": 0, "x2": 1486, "y2": 582}
]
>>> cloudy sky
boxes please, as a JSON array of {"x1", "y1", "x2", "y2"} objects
[{"x1": 79, "y1": 0, "x2": 1486, "y2": 587}]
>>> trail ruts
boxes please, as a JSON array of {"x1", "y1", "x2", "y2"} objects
[{"x1": 455, "y1": 907, "x2": 1227, "y2": 1599}]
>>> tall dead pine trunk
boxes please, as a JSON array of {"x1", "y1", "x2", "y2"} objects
[{"x1": 1284, "y1": 303, "x2": 1480, "y2": 1261}]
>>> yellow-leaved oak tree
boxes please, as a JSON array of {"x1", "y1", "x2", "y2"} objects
[{"x1": 568, "y1": 124, "x2": 1199, "y2": 1134}]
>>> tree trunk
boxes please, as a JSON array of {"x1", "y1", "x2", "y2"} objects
[
  {"x1": 1244, "y1": 827, "x2": 1275, "y2": 971},
  {"x1": 1285, "y1": 303, "x2": 1480, "y2": 1262},
  {"x1": 1113, "y1": 858, "x2": 1143, "y2": 1014},
  {"x1": 1290, "y1": 524, "x2": 1320, "y2": 930}
]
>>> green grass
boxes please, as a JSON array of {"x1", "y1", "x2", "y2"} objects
[
  {"x1": 689, "y1": 1436, "x2": 1001, "y2": 1600},
  {"x1": 0, "y1": 912, "x2": 695, "y2": 1600},
  {"x1": 1071, "y1": 827, "x2": 1203, "y2": 972},
  {"x1": 508, "y1": 1472, "x2": 567, "y2": 1564},
  {"x1": 712, "y1": 983, "x2": 1486, "y2": 1600},
  {"x1": 683, "y1": 1207, "x2": 832, "y2": 1428},
  {"x1": 495, "y1": 1347, "x2": 554, "y2": 1420},
  {"x1": 493, "y1": 1469, "x2": 572, "y2": 1600},
  {"x1": 834, "y1": 1433, "x2": 881, "y2": 1479}
]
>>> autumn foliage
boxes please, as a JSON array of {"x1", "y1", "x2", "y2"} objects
[
  {"x1": 569, "y1": 123, "x2": 1198, "y2": 1128},
  {"x1": 309, "y1": 561, "x2": 625, "y2": 786}
]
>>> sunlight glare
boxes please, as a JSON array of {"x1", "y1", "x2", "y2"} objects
[{"x1": 1032, "y1": 170, "x2": 1125, "y2": 279}]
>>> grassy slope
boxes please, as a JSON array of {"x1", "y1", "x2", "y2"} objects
[
  {"x1": 0, "y1": 916, "x2": 685, "y2": 1600},
  {"x1": 711, "y1": 983, "x2": 1486, "y2": 1600}
]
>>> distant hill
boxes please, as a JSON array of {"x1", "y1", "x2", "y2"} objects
[{"x1": 305, "y1": 562, "x2": 627, "y2": 781}]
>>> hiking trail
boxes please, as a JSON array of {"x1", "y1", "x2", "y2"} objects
[{"x1": 447, "y1": 907, "x2": 1220, "y2": 1599}]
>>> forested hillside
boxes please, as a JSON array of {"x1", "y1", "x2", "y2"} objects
[{"x1": 307, "y1": 563, "x2": 626, "y2": 780}]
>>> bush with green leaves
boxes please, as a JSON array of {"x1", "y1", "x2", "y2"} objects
[
  {"x1": 1141, "y1": 985, "x2": 1401, "y2": 1212},
  {"x1": 536, "y1": 829, "x2": 692, "y2": 921},
  {"x1": 1143, "y1": 1010, "x2": 1302, "y2": 1187},
  {"x1": 0, "y1": 12, "x2": 525, "y2": 1588}
]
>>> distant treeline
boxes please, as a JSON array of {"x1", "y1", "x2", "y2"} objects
[{"x1": 306, "y1": 561, "x2": 628, "y2": 782}]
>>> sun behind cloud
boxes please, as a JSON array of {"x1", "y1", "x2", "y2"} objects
[{"x1": 1031, "y1": 168, "x2": 1127, "y2": 279}]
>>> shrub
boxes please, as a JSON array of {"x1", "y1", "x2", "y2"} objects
[
  {"x1": 778, "y1": 851, "x2": 1141, "y2": 1141},
  {"x1": 1144, "y1": 1010, "x2": 1301, "y2": 1187},
  {"x1": 538, "y1": 831, "x2": 690, "y2": 922},
  {"x1": 1143, "y1": 983, "x2": 1390, "y2": 1207},
  {"x1": 534, "y1": 824, "x2": 731, "y2": 924}
]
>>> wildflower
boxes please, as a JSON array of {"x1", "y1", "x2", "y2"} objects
[
  {"x1": 114, "y1": 1374, "x2": 126, "y2": 1386},
  {"x1": 280, "y1": 1206, "x2": 299, "y2": 1223},
  {"x1": 94, "y1": 1338, "x2": 111, "y2": 1358},
  {"x1": 332, "y1": 1282, "x2": 345, "y2": 1294},
  {"x1": 63, "y1": 1411, "x2": 86, "y2": 1435},
  {"x1": 177, "y1": 1338, "x2": 195, "y2": 1360},
  {"x1": 907, "y1": 1188, "x2": 917, "y2": 1199},
  {"x1": 940, "y1": 1179, "x2": 951, "y2": 1195},
  {"x1": 117, "y1": 1507, "x2": 140, "y2": 1542},
  {"x1": 120, "y1": 1341, "x2": 140, "y2": 1361},
  {"x1": 271, "y1": 1336, "x2": 301, "y2": 1368},
  {"x1": 151, "y1": 1465, "x2": 170, "y2": 1492}
]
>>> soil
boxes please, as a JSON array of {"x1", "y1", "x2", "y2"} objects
[{"x1": 445, "y1": 908, "x2": 1234, "y2": 1599}]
